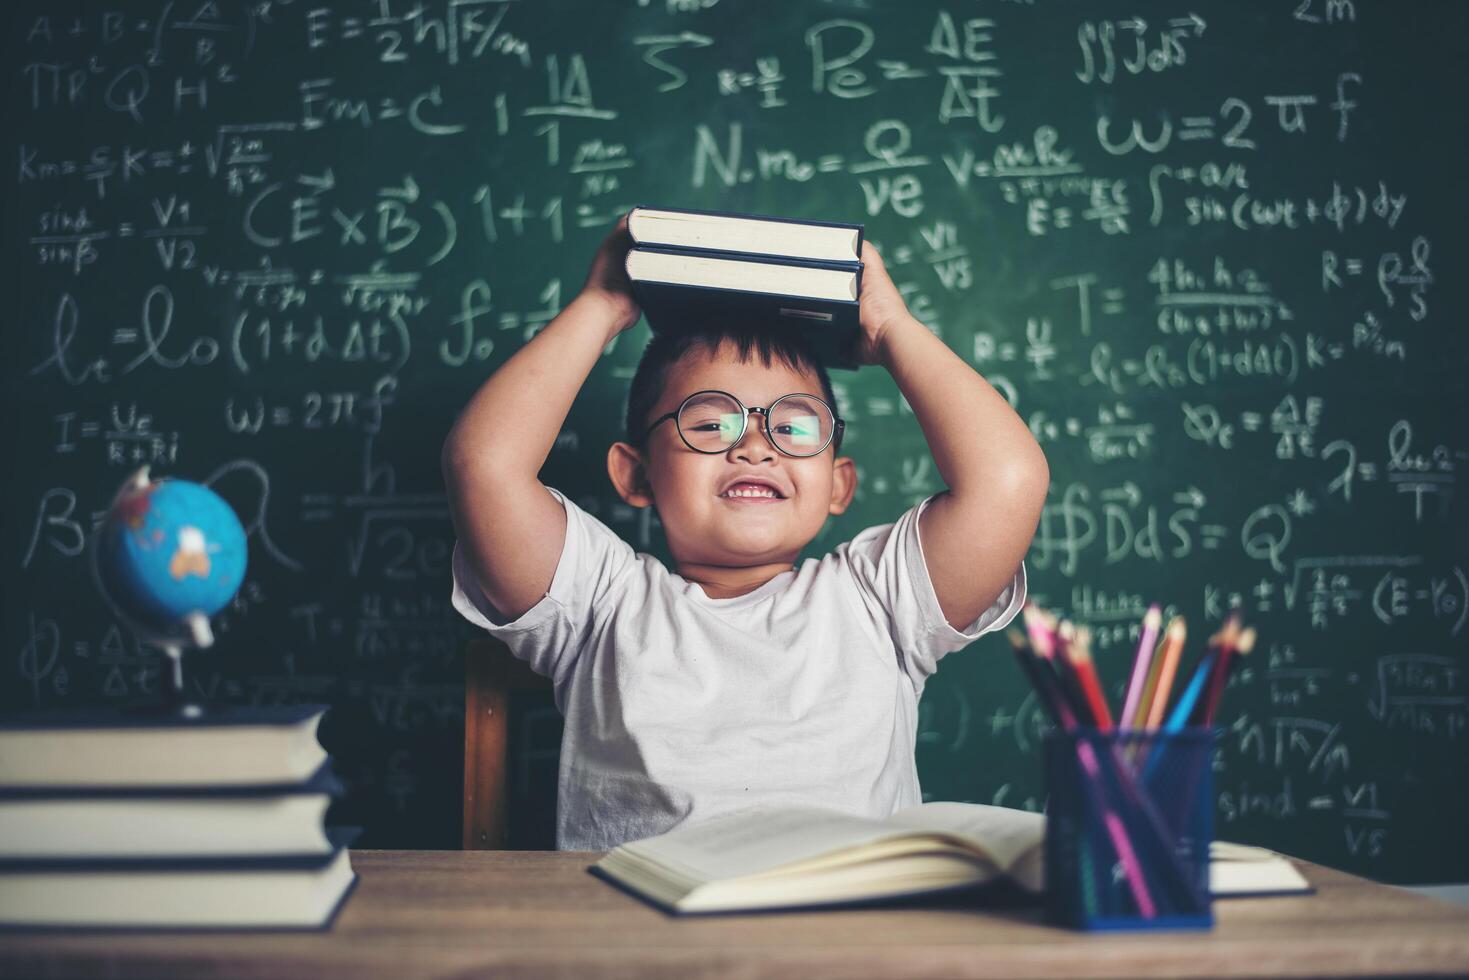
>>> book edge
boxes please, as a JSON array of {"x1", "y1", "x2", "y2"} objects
[
  {"x1": 0, "y1": 759, "x2": 344, "y2": 800},
  {"x1": 0, "y1": 826, "x2": 360, "y2": 872},
  {"x1": 0, "y1": 864, "x2": 359, "y2": 932},
  {"x1": 630, "y1": 242, "x2": 863, "y2": 272},
  {"x1": 0, "y1": 703, "x2": 329, "y2": 731}
]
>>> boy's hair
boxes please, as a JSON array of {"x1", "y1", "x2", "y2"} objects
[{"x1": 624, "y1": 319, "x2": 841, "y2": 453}]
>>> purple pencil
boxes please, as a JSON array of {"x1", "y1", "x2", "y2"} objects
[{"x1": 1121, "y1": 605, "x2": 1162, "y2": 731}]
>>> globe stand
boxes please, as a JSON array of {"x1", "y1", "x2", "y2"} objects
[
  {"x1": 158, "y1": 646, "x2": 203, "y2": 719},
  {"x1": 151, "y1": 612, "x2": 215, "y2": 720}
]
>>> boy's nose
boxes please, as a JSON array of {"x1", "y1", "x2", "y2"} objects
[{"x1": 729, "y1": 413, "x2": 777, "y2": 460}]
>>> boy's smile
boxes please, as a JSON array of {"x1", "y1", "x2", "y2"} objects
[{"x1": 607, "y1": 338, "x2": 856, "y2": 599}]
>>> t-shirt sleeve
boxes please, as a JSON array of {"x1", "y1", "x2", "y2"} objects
[
  {"x1": 450, "y1": 486, "x2": 637, "y2": 685},
  {"x1": 841, "y1": 493, "x2": 1027, "y2": 690}
]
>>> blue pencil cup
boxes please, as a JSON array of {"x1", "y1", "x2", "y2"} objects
[{"x1": 1043, "y1": 728, "x2": 1215, "y2": 931}]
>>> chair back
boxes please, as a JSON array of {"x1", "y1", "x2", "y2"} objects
[{"x1": 463, "y1": 637, "x2": 554, "y2": 849}]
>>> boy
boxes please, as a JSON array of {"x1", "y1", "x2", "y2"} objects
[{"x1": 444, "y1": 215, "x2": 1049, "y2": 851}]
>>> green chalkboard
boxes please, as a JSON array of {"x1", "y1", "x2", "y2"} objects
[{"x1": 3, "y1": 1, "x2": 1466, "y2": 883}]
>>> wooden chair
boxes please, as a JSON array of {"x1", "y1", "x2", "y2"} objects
[{"x1": 462, "y1": 637, "x2": 554, "y2": 849}]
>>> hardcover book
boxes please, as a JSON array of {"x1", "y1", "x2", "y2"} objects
[
  {"x1": 625, "y1": 205, "x2": 866, "y2": 370},
  {"x1": 0, "y1": 827, "x2": 360, "y2": 930},
  {"x1": 0, "y1": 703, "x2": 329, "y2": 789},
  {"x1": 0, "y1": 762, "x2": 344, "y2": 859}
]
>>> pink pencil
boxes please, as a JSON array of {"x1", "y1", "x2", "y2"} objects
[
  {"x1": 1121, "y1": 605, "x2": 1162, "y2": 730},
  {"x1": 1074, "y1": 738, "x2": 1157, "y2": 918},
  {"x1": 1012, "y1": 616, "x2": 1156, "y2": 917},
  {"x1": 1021, "y1": 602, "x2": 1056, "y2": 659}
]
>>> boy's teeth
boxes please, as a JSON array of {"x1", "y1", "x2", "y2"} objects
[{"x1": 722, "y1": 484, "x2": 779, "y2": 497}]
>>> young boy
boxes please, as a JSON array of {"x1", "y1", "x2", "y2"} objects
[{"x1": 443, "y1": 215, "x2": 1049, "y2": 851}]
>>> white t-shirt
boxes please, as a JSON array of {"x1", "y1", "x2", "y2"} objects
[{"x1": 450, "y1": 486, "x2": 1026, "y2": 852}]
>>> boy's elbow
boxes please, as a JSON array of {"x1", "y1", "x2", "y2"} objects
[
  {"x1": 1004, "y1": 448, "x2": 1050, "y2": 513},
  {"x1": 1002, "y1": 437, "x2": 1048, "y2": 486},
  {"x1": 1027, "y1": 448, "x2": 1050, "y2": 498}
]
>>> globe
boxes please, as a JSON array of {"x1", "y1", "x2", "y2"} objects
[{"x1": 93, "y1": 467, "x2": 248, "y2": 653}]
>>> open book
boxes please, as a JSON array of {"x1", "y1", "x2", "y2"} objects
[
  {"x1": 592, "y1": 803, "x2": 1044, "y2": 914},
  {"x1": 591, "y1": 803, "x2": 1312, "y2": 914},
  {"x1": 1209, "y1": 840, "x2": 1313, "y2": 897}
]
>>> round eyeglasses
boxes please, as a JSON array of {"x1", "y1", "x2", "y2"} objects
[{"x1": 643, "y1": 389, "x2": 845, "y2": 458}]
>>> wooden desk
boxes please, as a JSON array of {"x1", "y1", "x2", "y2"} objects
[{"x1": 2, "y1": 850, "x2": 1468, "y2": 978}]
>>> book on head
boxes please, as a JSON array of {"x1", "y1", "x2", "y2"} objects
[
  {"x1": 625, "y1": 205, "x2": 865, "y2": 370},
  {"x1": 628, "y1": 205, "x2": 863, "y2": 263}
]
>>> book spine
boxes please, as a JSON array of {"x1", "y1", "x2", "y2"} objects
[{"x1": 626, "y1": 202, "x2": 649, "y2": 244}]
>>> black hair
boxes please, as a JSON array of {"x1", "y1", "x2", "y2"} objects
[{"x1": 624, "y1": 318, "x2": 841, "y2": 453}]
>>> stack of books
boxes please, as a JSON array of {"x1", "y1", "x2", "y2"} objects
[
  {"x1": 0, "y1": 703, "x2": 358, "y2": 929},
  {"x1": 625, "y1": 205, "x2": 866, "y2": 369}
]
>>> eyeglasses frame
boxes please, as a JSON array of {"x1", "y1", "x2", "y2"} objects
[{"x1": 642, "y1": 388, "x2": 846, "y2": 458}]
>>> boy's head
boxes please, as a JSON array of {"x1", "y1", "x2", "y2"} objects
[{"x1": 608, "y1": 320, "x2": 857, "y2": 570}]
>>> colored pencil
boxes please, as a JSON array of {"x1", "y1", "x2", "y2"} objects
[
  {"x1": 1008, "y1": 625, "x2": 1157, "y2": 917},
  {"x1": 1061, "y1": 625, "x2": 1114, "y2": 731},
  {"x1": 1197, "y1": 614, "x2": 1243, "y2": 726},
  {"x1": 1142, "y1": 617, "x2": 1188, "y2": 731},
  {"x1": 1053, "y1": 621, "x2": 1101, "y2": 726},
  {"x1": 1133, "y1": 630, "x2": 1169, "y2": 731},
  {"x1": 1163, "y1": 652, "x2": 1214, "y2": 733},
  {"x1": 1021, "y1": 602, "x2": 1057, "y2": 659},
  {"x1": 1121, "y1": 605, "x2": 1162, "y2": 730},
  {"x1": 1201, "y1": 626, "x2": 1254, "y2": 726},
  {"x1": 1006, "y1": 628, "x2": 1070, "y2": 727}
]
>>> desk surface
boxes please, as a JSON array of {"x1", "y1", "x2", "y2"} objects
[{"x1": 2, "y1": 850, "x2": 1468, "y2": 979}]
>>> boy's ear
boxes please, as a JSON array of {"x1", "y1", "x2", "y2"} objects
[
  {"x1": 607, "y1": 441, "x2": 655, "y2": 508},
  {"x1": 828, "y1": 455, "x2": 857, "y2": 516}
]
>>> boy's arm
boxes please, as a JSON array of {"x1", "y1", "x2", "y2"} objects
[
  {"x1": 442, "y1": 217, "x2": 640, "y2": 622},
  {"x1": 854, "y1": 243, "x2": 1049, "y2": 632}
]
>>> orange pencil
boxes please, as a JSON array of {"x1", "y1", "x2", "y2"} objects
[
  {"x1": 1133, "y1": 625, "x2": 1170, "y2": 729},
  {"x1": 1142, "y1": 617, "x2": 1188, "y2": 730}
]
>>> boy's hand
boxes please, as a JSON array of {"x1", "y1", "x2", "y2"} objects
[
  {"x1": 850, "y1": 241, "x2": 915, "y2": 366},
  {"x1": 578, "y1": 213, "x2": 642, "y2": 335}
]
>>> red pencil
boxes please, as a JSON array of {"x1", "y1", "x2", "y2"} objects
[
  {"x1": 1061, "y1": 625, "x2": 1115, "y2": 731},
  {"x1": 1198, "y1": 614, "x2": 1243, "y2": 725},
  {"x1": 1202, "y1": 626, "x2": 1255, "y2": 725}
]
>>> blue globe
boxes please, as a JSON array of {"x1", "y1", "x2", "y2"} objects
[{"x1": 93, "y1": 468, "x2": 248, "y2": 649}]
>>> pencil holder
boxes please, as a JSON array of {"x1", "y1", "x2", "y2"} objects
[{"x1": 1043, "y1": 727, "x2": 1215, "y2": 931}]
